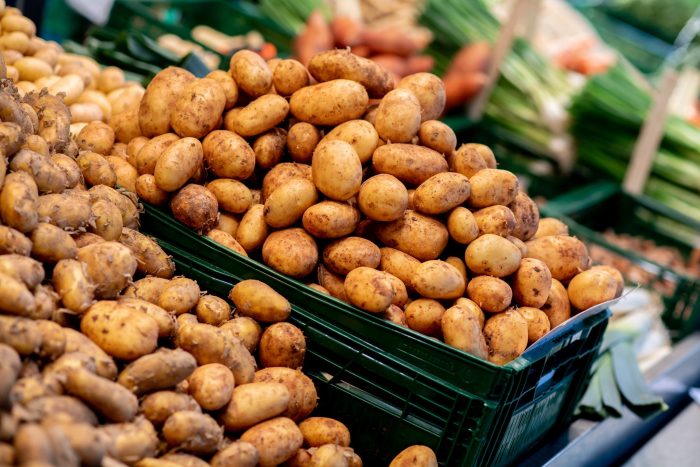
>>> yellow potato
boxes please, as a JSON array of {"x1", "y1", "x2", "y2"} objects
[
  {"x1": 253, "y1": 127, "x2": 287, "y2": 169},
  {"x1": 311, "y1": 139, "x2": 362, "y2": 201},
  {"x1": 77, "y1": 241, "x2": 137, "y2": 298},
  {"x1": 473, "y1": 205, "x2": 516, "y2": 237},
  {"x1": 63, "y1": 368, "x2": 137, "y2": 423},
  {"x1": 220, "y1": 316, "x2": 262, "y2": 354},
  {"x1": 442, "y1": 304, "x2": 488, "y2": 359},
  {"x1": 389, "y1": 445, "x2": 438, "y2": 467},
  {"x1": 466, "y1": 276, "x2": 512, "y2": 313},
  {"x1": 70, "y1": 102, "x2": 104, "y2": 123},
  {"x1": 298, "y1": 417, "x2": 351, "y2": 448},
  {"x1": 467, "y1": 169, "x2": 519, "y2": 208},
  {"x1": 508, "y1": 235, "x2": 529, "y2": 257},
  {"x1": 187, "y1": 363, "x2": 234, "y2": 411},
  {"x1": 508, "y1": 192, "x2": 540, "y2": 241},
  {"x1": 590, "y1": 265, "x2": 624, "y2": 297},
  {"x1": 171, "y1": 78, "x2": 226, "y2": 138},
  {"x1": 30, "y1": 223, "x2": 77, "y2": 263},
  {"x1": 484, "y1": 310, "x2": 528, "y2": 365},
  {"x1": 447, "y1": 207, "x2": 479, "y2": 245},
  {"x1": 140, "y1": 391, "x2": 201, "y2": 426},
  {"x1": 111, "y1": 85, "x2": 146, "y2": 116},
  {"x1": 262, "y1": 228, "x2": 318, "y2": 279},
  {"x1": 384, "y1": 304, "x2": 408, "y2": 327},
  {"x1": 162, "y1": 411, "x2": 223, "y2": 455},
  {"x1": 290, "y1": 79, "x2": 369, "y2": 126},
  {"x1": 512, "y1": 258, "x2": 552, "y2": 308},
  {"x1": 47, "y1": 74, "x2": 85, "y2": 105},
  {"x1": 229, "y1": 50, "x2": 272, "y2": 97},
  {"x1": 259, "y1": 322, "x2": 306, "y2": 369},
  {"x1": 317, "y1": 265, "x2": 349, "y2": 302},
  {"x1": 110, "y1": 108, "x2": 143, "y2": 144},
  {"x1": 262, "y1": 162, "x2": 312, "y2": 200},
  {"x1": 135, "y1": 174, "x2": 168, "y2": 206},
  {"x1": 396, "y1": 73, "x2": 445, "y2": 122},
  {"x1": 385, "y1": 272, "x2": 408, "y2": 308},
  {"x1": 50, "y1": 154, "x2": 81, "y2": 189},
  {"x1": 412, "y1": 260, "x2": 466, "y2": 299},
  {"x1": 465, "y1": 234, "x2": 522, "y2": 277},
  {"x1": 171, "y1": 184, "x2": 218, "y2": 231},
  {"x1": 374, "y1": 88, "x2": 421, "y2": 143},
  {"x1": 52, "y1": 259, "x2": 94, "y2": 314},
  {"x1": 453, "y1": 297, "x2": 485, "y2": 329},
  {"x1": 534, "y1": 218, "x2": 570, "y2": 238},
  {"x1": 77, "y1": 89, "x2": 113, "y2": 122},
  {"x1": 445, "y1": 256, "x2": 468, "y2": 284},
  {"x1": 567, "y1": 269, "x2": 618, "y2": 310},
  {"x1": 9, "y1": 149, "x2": 66, "y2": 194},
  {"x1": 375, "y1": 210, "x2": 448, "y2": 261},
  {"x1": 254, "y1": 367, "x2": 318, "y2": 421},
  {"x1": 97, "y1": 66, "x2": 125, "y2": 93},
  {"x1": 358, "y1": 174, "x2": 408, "y2": 222},
  {"x1": 525, "y1": 235, "x2": 589, "y2": 281},
  {"x1": 206, "y1": 69, "x2": 238, "y2": 109},
  {"x1": 405, "y1": 299, "x2": 445, "y2": 337},
  {"x1": 264, "y1": 177, "x2": 317, "y2": 228},
  {"x1": 211, "y1": 441, "x2": 259, "y2": 467},
  {"x1": 372, "y1": 143, "x2": 448, "y2": 186},
  {"x1": 240, "y1": 417, "x2": 302, "y2": 467},
  {"x1": 302, "y1": 201, "x2": 360, "y2": 239},
  {"x1": 287, "y1": 122, "x2": 321, "y2": 164},
  {"x1": 413, "y1": 172, "x2": 470, "y2": 215},
  {"x1": 154, "y1": 137, "x2": 203, "y2": 192},
  {"x1": 323, "y1": 237, "x2": 381, "y2": 276},
  {"x1": 158, "y1": 277, "x2": 200, "y2": 315},
  {"x1": 14, "y1": 57, "x2": 51, "y2": 81},
  {"x1": 308, "y1": 49, "x2": 392, "y2": 98},
  {"x1": 542, "y1": 279, "x2": 571, "y2": 328},
  {"x1": 0, "y1": 171, "x2": 38, "y2": 233},
  {"x1": 225, "y1": 94, "x2": 288, "y2": 137},
  {"x1": 518, "y1": 307, "x2": 551, "y2": 345},
  {"x1": 105, "y1": 155, "x2": 137, "y2": 192},
  {"x1": 118, "y1": 298, "x2": 176, "y2": 339},
  {"x1": 229, "y1": 279, "x2": 291, "y2": 323},
  {"x1": 344, "y1": 266, "x2": 395, "y2": 313},
  {"x1": 321, "y1": 119, "x2": 378, "y2": 164},
  {"x1": 448, "y1": 143, "x2": 494, "y2": 178},
  {"x1": 139, "y1": 67, "x2": 195, "y2": 137},
  {"x1": 273, "y1": 58, "x2": 310, "y2": 96},
  {"x1": 418, "y1": 120, "x2": 457, "y2": 155},
  {"x1": 204, "y1": 178, "x2": 251, "y2": 214},
  {"x1": 136, "y1": 133, "x2": 179, "y2": 175},
  {"x1": 77, "y1": 151, "x2": 116, "y2": 187},
  {"x1": 379, "y1": 247, "x2": 422, "y2": 292}
]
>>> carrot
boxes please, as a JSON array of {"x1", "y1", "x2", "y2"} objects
[
  {"x1": 351, "y1": 44, "x2": 372, "y2": 58},
  {"x1": 370, "y1": 54, "x2": 408, "y2": 78},
  {"x1": 447, "y1": 42, "x2": 491, "y2": 76},
  {"x1": 294, "y1": 10, "x2": 334, "y2": 66},
  {"x1": 361, "y1": 26, "x2": 431, "y2": 57},
  {"x1": 406, "y1": 55, "x2": 434, "y2": 75},
  {"x1": 331, "y1": 16, "x2": 364, "y2": 47},
  {"x1": 443, "y1": 72, "x2": 487, "y2": 111},
  {"x1": 259, "y1": 43, "x2": 277, "y2": 61}
]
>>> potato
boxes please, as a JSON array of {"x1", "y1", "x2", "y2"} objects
[
  {"x1": 171, "y1": 78, "x2": 226, "y2": 138},
  {"x1": 590, "y1": 265, "x2": 624, "y2": 297},
  {"x1": 298, "y1": 417, "x2": 351, "y2": 448},
  {"x1": 376, "y1": 210, "x2": 448, "y2": 261},
  {"x1": 221, "y1": 382, "x2": 290, "y2": 432},
  {"x1": 157, "y1": 277, "x2": 199, "y2": 315},
  {"x1": 534, "y1": 218, "x2": 569, "y2": 238},
  {"x1": 62, "y1": 328, "x2": 117, "y2": 379},
  {"x1": 141, "y1": 392, "x2": 200, "y2": 426},
  {"x1": 28, "y1": 223, "x2": 76, "y2": 263},
  {"x1": 163, "y1": 410, "x2": 223, "y2": 455},
  {"x1": 99, "y1": 418, "x2": 159, "y2": 463},
  {"x1": 413, "y1": 172, "x2": 470, "y2": 215},
  {"x1": 36, "y1": 192, "x2": 92, "y2": 232},
  {"x1": 213, "y1": 212, "x2": 240, "y2": 237},
  {"x1": 220, "y1": 317, "x2": 262, "y2": 354},
  {"x1": 134, "y1": 174, "x2": 168, "y2": 206},
  {"x1": 355, "y1": 174, "x2": 408, "y2": 222},
  {"x1": 192, "y1": 295, "x2": 229, "y2": 326},
  {"x1": 322, "y1": 237, "x2": 380, "y2": 276},
  {"x1": 465, "y1": 234, "x2": 522, "y2": 277},
  {"x1": 508, "y1": 235, "x2": 528, "y2": 257},
  {"x1": 254, "y1": 367, "x2": 317, "y2": 421},
  {"x1": 262, "y1": 228, "x2": 318, "y2": 279},
  {"x1": 154, "y1": 137, "x2": 203, "y2": 192},
  {"x1": 77, "y1": 151, "x2": 116, "y2": 187},
  {"x1": 77, "y1": 89, "x2": 113, "y2": 122},
  {"x1": 321, "y1": 119, "x2": 379, "y2": 164},
  {"x1": 64, "y1": 368, "x2": 138, "y2": 422},
  {"x1": 1, "y1": 171, "x2": 38, "y2": 233},
  {"x1": 0, "y1": 226, "x2": 32, "y2": 256},
  {"x1": 77, "y1": 122, "x2": 115, "y2": 155},
  {"x1": 0, "y1": 343, "x2": 21, "y2": 407},
  {"x1": 229, "y1": 279, "x2": 291, "y2": 323},
  {"x1": 405, "y1": 299, "x2": 445, "y2": 337},
  {"x1": 290, "y1": 79, "x2": 369, "y2": 126},
  {"x1": 262, "y1": 162, "x2": 313, "y2": 200},
  {"x1": 418, "y1": 120, "x2": 456, "y2": 155},
  {"x1": 567, "y1": 269, "x2": 618, "y2": 311},
  {"x1": 229, "y1": 50, "x2": 272, "y2": 97},
  {"x1": 518, "y1": 307, "x2": 551, "y2": 344},
  {"x1": 287, "y1": 122, "x2": 321, "y2": 164},
  {"x1": 467, "y1": 169, "x2": 519, "y2": 208},
  {"x1": 206, "y1": 70, "x2": 238, "y2": 109},
  {"x1": 412, "y1": 260, "x2": 466, "y2": 300},
  {"x1": 203, "y1": 179, "x2": 250, "y2": 215},
  {"x1": 112, "y1": 86, "x2": 146, "y2": 117},
  {"x1": 0, "y1": 31, "x2": 29, "y2": 54},
  {"x1": 374, "y1": 88, "x2": 421, "y2": 143},
  {"x1": 162, "y1": 453, "x2": 210, "y2": 467},
  {"x1": 240, "y1": 417, "x2": 303, "y2": 467},
  {"x1": 373, "y1": 144, "x2": 447, "y2": 186},
  {"x1": 8, "y1": 148, "x2": 67, "y2": 193},
  {"x1": 301, "y1": 201, "x2": 359, "y2": 240},
  {"x1": 136, "y1": 133, "x2": 179, "y2": 175},
  {"x1": 344, "y1": 267, "x2": 394, "y2": 313},
  {"x1": 396, "y1": 73, "x2": 445, "y2": 122},
  {"x1": 508, "y1": 192, "x2": 539, "y2": 241},
  {"x1": 122, "y1": 277, "x2": 169, "y2": 304},
  {"x1": 118, "y1": 298, "x2": 176, "y2": 338},
  {"x1": 176, "y1": 322, "x2": 256, "y2": 384},
  {"x1": 269, "y1": 58, "x2": 308, "y2": 97},
  {"x1": 466, "y1": 276, "x2": 512, "y2": 313},
  {"x1": 47, "y1": 74, "x2": 85, "y2": 105},
  {"x1": 484, "y1": 310, "x2": 529, "y2": 365},
  {"x1": 225, "y1": 94, "x2": 289, "y2": 137},
  {"x1": 88, "y1": 198, "x2": 123, "y2": 241},
  {"x1": 317, "y1": 265, "x2": 349, "y2": 302},
  {"x1": 49, "y1": 154, "x2": 81, "y2": 189},
  {"x1": 211, "y1": 441, "x2": 258, "y2": 467},
  {"x1": 117, "y1": 348, "x2": 195, "y2": 396},
  {"x1": 447, "y1": 143, "x2": 492, "y2": 178},
  {"x1": 472, "y1": 205, "x2": 515, "y2": 238},
  {"x1": 254, "y1": 127, "x2": 287, "y2": 169},
  {"x1": 261, "y1": 177, "x2": 317, "y2": 228},
  {"x1": 389, "y1": 445, "x2": 438, "y2": 467},
  {"x1": 525, "y1": 235, "x2": 589, "y2": 282},
  {"x1": 453, "y1": 298, "x2": 485, "y2": 329},
  {"x1": 90, "y1": 186, "x2": 139, "y2": 231},
  {"x1": 512, "y1": 258, "x2": 552, "y2": 308},
  {"x1": 77, "y1": 241, "x2": 137, "y2": 298},
  {"x1": 187, "y1": 363, "x2": 234, "y2": 411},
  {"x1": 124, "y1": 136, "x2": 148, "y2": 167},
  {"x1": 110, "y1": 108, "x2": 142, "y2": 144},
  {"x1": 259, "y1": 323, "x2": 306, "y2": 369},
  {"x1": 0, "y1": 254, "x2": 44, "y2": 289},
  {"x1": 139, "y1": 67, "x2": 195, "y2": 137},
  {"x1": 309, "y1": 49, "x2": 392, "y2": 98},
  {"x1": 46, "y1": 421, "x2": 105, "y2": 467},
  {"x1": 22, "y1": 135, "x2": 48, "y2": 159},
  {"x1": 171, "y1": 184, "x2": 218, "y2": 231},
  {"x1": 106, "y1": 156, "x2": 137, "y2": 192},
  {"x1": 14, "y1": 424, "x2": 53, "y2": 466},
  {"x1": 378, "y1": 248, "x2": 421, "y2": 291},
  {"x1": 310, "y1": 139, "x2": 362, "y2": 201},
  {"x1": 81, "y1": 301, "x2": 159, "y2": 360},
  {"x1": 119, "y1": 228, "x2": 174, "y2": 278}
]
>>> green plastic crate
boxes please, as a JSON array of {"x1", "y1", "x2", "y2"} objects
[
  {"x1": 142, "y1": 205, "x2": 610, "y2": 466},
  {"x1": 541, "y1": 182, "x2": 700, "y2": 340}
]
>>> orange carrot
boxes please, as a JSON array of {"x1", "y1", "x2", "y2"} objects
[
  {"x1": 447, "y1": 42, "x2": 491, "y2": 76},
  {"x1": 331, "y1": 16, "x2": 364, "y2": 47},
  {"x1": 406, "y1": 55, "x2": 434, "y2": 75},
  {"x1": 294, "y1": 11, "x2": 334, "y2": 66},
  {"x1": 259, "y1": 43, "x2": 277, "y2": 61},
  {"x1": 443, "y1": 72, "x2": 488, "y2": 111},
  {"x1": 370, "y1": 54, "x2": 408, "y2": 78}
]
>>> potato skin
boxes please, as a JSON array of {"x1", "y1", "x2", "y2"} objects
[
  {"x1": 120, "y1": 228, "x2": 175, "y2": 278},
  {"x1": 122, "y1": 277, "x2": 169, "y2": 304},
  {"x1": 1, "y1": 171, "x2": 38, "y2": 233},
  {"x1": 89, "y1": 198, "x2": 123, "y2": 241},
  {"x1": 323, "y1": 237, "x2": 380, "y2": 276},
  {"x1": 389, "y1": 445, "x2": 438, "y2": 467},
  {"x1": 302, "y1": 201, "x2": 360, "y2": 239},
  {"x1": 195, "y1": 295, "x2": 230, "y2": 325},
  {"x1": 518, "y1": 307, "x2": 551, "y2": 344},
  {"x1": 254, "y1": 368, "x2": 318, "y2": 421},
  {"x1": 465, "y1": 234, "x2": 522, "y2": 277},
  {"x1": 590, "y1": 265, "x2": 624, "y2": 297},
  {"x1": 405, "y1": 299, "x2": 445, "y2": 337},
  {"x1": 358, "y1": 174, "x2": 408, "y2": 222},
  {"x1": 162, "y1": 411, "x2": 223, "y2": 455},
  {"x1": 413, "y1": 172, "x2": 470, "y2": 215},
  {"x1": 141, "y1": 391, "x2": 201, "y2": 426},
  {"x1": 448, "y1": 143, "x2": 491, "y2": 178},
  {"x1": 345, "y1": 267, "x2": 395, "y2": 313},
  {"x1": 254, "y1": 128, "x2": 287, "y2": 169},
  {"x1": 230, "y1": 279, "x2": 291, "y2": 323},
  {"x1": 222, "y1": 382, "x2": 290, "y2": 432},
  {"x1": 467, "y1": 169, "x2": 519, "y2": 208},
  {"x1": 466, "y1": 276, "x2": 512, "y2": 313},
  {"x1": 262, "y1": 228, "x2": 318, "y2": 279},
  {"x1": 290, "y1": 79, "x2": 369, "y2": 126},
  {"x1": 312, "y1": 139, "x2": 362, "y2": 201},
  {"x1": 418, "y1": 120, "x2": 457, "y2": 155},
  {"x1": 309, "y1": 49, "x2": 392, "y2": 98},
  {"x1": 259, "y1": 323, "x2": 306, "y2": 369},
  {"x1": 412, "y1": 260, "x2": 466, "y2": 300},
  {"x1": 99, "y1": 418, "x2": 159, "y2": 463},
  {"x1": 397, "y1": 73, "x2": 446, "y2": 122},
  {"x1": 139, "y1": 67, "x2": 195, "y2": 137},
  {"x1": 322, "y1": 119, "x2": 379, "y2": 164},
  {"x1": 262, "y1": 163, "x2": 312, "y2": 200},
  {"x1": 30, "y1": 223, "x2": 77, "y2": 262},
  {"x1": 77, "y1": 121, "x2": 115, "y2": 155},
  {"x1": 211, "y1": 441, "x2": 259, "y2": 467},
  {"x1": 171, "y1": 78, "x2": 226, "y2": 138},
  {"x1": 273, "y1": 59, "x2": 309, "y2": 97},
  {"x1": 62, "y1": 328, "x2": 117, "y2": 379},
  {"x1": 154, "y1": 137, "x2": 203, "y2": 192},
  {"x1": 136, "y1": 133, "x2": 179, "y2": 175},
  {"x1": 567, "y1": 269, "x2": 618, "y2": 310},
  {"x1": 287, "y1": 122, "x2": 321, "y2": 164},
  {"x1": 512, "y1": 258, "x2": 552, "y2": 308},
  {"x1": 373, "y1": 144, "x2": 448, "y2": 187},
  {"x1": 484, "y1": 310, "x2": 529, "y2": 365},
  {"x1": 525, "y1": 235, "x2": 589, "y2": 281},
  {"x1": 534, "y1": 218, "x2": 569, "y2": 238},
  {"x1": 64, "y1": 367, "x2": 138, "y2": 422},
  {"x1": 77, "y1": 241, "x2": 137, "y2": 298},
  {"x1": 263, "y1": 177, "x2": 317, "y2": 228},
  {"x1": 202, "y1": 130, "x2": 255, "y2": 180},
  {"x1": 230, "y1": 50, "x2": 272, "y2": 97},
  {"x1": 508, "y1": 192, "x2": 540, "y2": 241},
  {"x1": 374, "y1": 88, "x2": 421, "y2": 143},
  {"x1": 158, "y1": 277, "x2": 200, "y2": 315},
  {"x1": 117, "y1": 348, "x2": 196, "y2": 395},
  {"x1": 298, "y1": 417, "x2": 351, "y2": 448},
  {"x1": 240, "y1": 417, "x2": 303, "y2": 467},
  {"x1": 187, "y1": 363, "x2": 234, "y2": 411},
  {"x1": 171, "y1": 184, "x2": 218, "y2": 232},
  {"x1": 226, "y1": 94, "x2": 288, "y2": 138},
  {"x1": 9, "y1": 148, "x2": 67, "y2": 193},
  {"x1": 135, "y1": 174, "x2": 170, "y2": 206},
  {"x1": 473, "y1": 205, "x2": 516, "y2": 237},
  {"x1": 375, "y1": 210, "x2": 448, "y2": 261}
]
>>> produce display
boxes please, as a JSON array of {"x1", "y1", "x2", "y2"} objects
[{"x1": 112, "y1": 45, "x2": 624, "y2": 367}]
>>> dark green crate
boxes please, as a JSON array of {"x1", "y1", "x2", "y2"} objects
[
  {"x1": 143, "y1": 206, "x2": 610, "y2": 466},
  {"x1": 541, "y1": 182, "x2": 700, "y2": 340}
]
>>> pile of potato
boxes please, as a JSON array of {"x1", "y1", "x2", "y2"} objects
[{"x1": 108, "y1": 47, "x2": 624, "y2": 366}]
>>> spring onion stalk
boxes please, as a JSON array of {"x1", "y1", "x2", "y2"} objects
[{"x1": 259, "y1": 0, "x2": 330, "y2": 36}]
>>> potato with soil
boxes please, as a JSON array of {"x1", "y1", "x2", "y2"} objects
[
  {"x1": 171, "y1": 78, "x2": 226, "y2": 138},
  {"x1": 473, "y1": 205, "x2": 516, "y2": 237},
  {"x1": 262, "y1": 162, "x2": 313, "y2": 200},
  {"x1": 62, "y1": 327, "x2": 117, "y2": 379},
  {"x1": 512, "y1": 258, "x2": 552, "y2": 308},
  {"x1": 200, "y1": 130, "x2": 255, "y2": 181},
  {"x1": 157, "y1": 277, "x2": 199, "y2": 315},
  {"x1": 290, "y1": 79, "x2": 368, "y2": 126},
  {"x1": 106, "y1": 155, "x2": 138, "y2": 192},
  {"x1": 446, "y1": 207, "x2": 479, "y2": 245},
  {"x1": 309, "y1": 49, "x2": 392, "y2": 98},
  {"x1": 9, "y1": 148, "x2": 67, "y2": 193},
  {"x1": 322, "y1": 237, "x2": 380, "y2": 276},
  {"x1": 64, "y1": 367, "x2": 138, "y2": 422},
  {"x1": 230, "y1": 50, "x2": 272, "y2": 97},
  {"x1": 163, "y1": 411, "x2": 222, "y2": 455},
  {"x1": 311, "y1": 139, "x2": 362, "y2": 201},
  {"x1": 154, "y1": 137, "x2": 203, "y2": 192},
  {"x1": 263, "y1": 177, "x2": 317, "y2": 228},
  {"x1": 453, "y1": 298, "x2": 485, "y2": 329},
  {"x1": 465, "y1": 234, "x2": 522, "y2": 277},
  {"x1": 99, "y1": 417, "x2": 159, "y2": 463},
  {"x1": 77, "y1": 151, "x2": 117, "y2": 187},
  {"x1": 418, "y1": 119, "x2": 457, "y2": 155},
  {"x1": 120, "y1": 228, "x2": 175, "y2": 278},
  {"x1": 187, "y1": 363, "x2": 234, "y2": 411},
  {"x1": 508, "y1": 192, "x2": 540, "y2": 241},
  {"x1": 484, "y1": 310, "x2": 529, "y2": 365},
  {"x1": 222, "y1": 382, "x2": 290, "y2": 432},
  {"x1": 298, "y1": 417, "x2": 351, "y2": 448},
  {"x1": 30, "y1": 223, "x2": 77, "y2": 262},
  {"x1": 357, "y1": 174, "x2": 407, "y2": 222},
  {"x1": 567, "y1": 269, "x2": 618, "y2": 310},
  {"x1": 0, "y1": 171, "x2": 38, "y2": 233},
  {"x1": 412, "y1": 260, "x2": 466, "y2": 300},
  {"x1": 117, "y1": 348, "x2": 196, "y2": 395},
  {"x1": 321, "y1": 119, "x2": 379, "y2": 164},
  {"x1": 226, "y1": 94, "x2": 289, "y2": 137},
  {"x1": 405, "y1": 299, "x2": 445, "y2": 337},
  {"x1": 413, "y1": 172, "x2": 470, "y2": 215},
  {"x1": 139, "y1": 67, "x2": 195, "y2": 137},
  {"x1": 229, "y1": 279, "x2": 291, "y2": 323},
  {"x1": 287, "y1": 122, "x2": 321, "y2": 164},
  {"x1": 81, "y1": 300, "x2": 159, "y2": 360},
  {"x1": 118, "y1": 298, "x2": 176, "y2": 338},
  {"x1": 0, "y1": 254, "x2": 44, "y2": 289},
  {"x1": 136, "y1": 133, "x2": 179, "y2": 175},
  {"x1": 389, "y1": 445, "x2": 438, "y2": 467},
  {"x1": 302, "y1": 201, "x2": 360, "y2": 239},
  {"x1": 141, "y1": 391, "x2": 201, "y2": 426},
  {"x1": 396, "y1": 73, "x2": 445, "y2": 122},
  {"x1": 272, "y1": 58, "x2": 309, "y2": 97},
  {"x1": 77, "y1": 121, "x2": 115, "y2": 155},
  {"x1": 220, "y1": 317, "x2": 262, "y2": 354},
  {"x1": 376, "y1": 210, "x2": 448, "y2": 261},
  {"x1": 171, "y1": 184, "x2": 218, "y2": 231},
  {"x1": 467, "y1": 168, "x2": 519, "y2": 208},
  {"x1": 590, "y1": 265, "x2": 624, "y2": 297},
  {"x1": 37, "y1": 192, "x2": 93, "y2": 231},
  {"x1": 534, "y1": 218, "x2": 569, "y2": 238},
  {"x1": 89, "y1": 198, "x2": 123, "y2": 241},
  {"x1": 262, "y1": 228, "x2": 318, "y2": 279},
  {"x1": 194, "y1": 295, "x2": 230, "y2": 325},
  {"x1": 518, "y1": 307, "x2": 551, "y2": 345},
  {"x1": 374, "y1": 88, "x2": 422, "y2": 143},
  {"x1": 373, "y1": 144, "x2": 448, "y2": 186},
  {"x1": 111, "y1": 108, "x2": 143, "y2": 144},
  {"x1": 254, "y1": 367, "x2": 317, "y2": 421},
  {"x1": 240, "y1": 417, "x2": 303, "y2": 467},
  {"x1": 259, "y1": 323, "x2": 306, "y2": 369},
  {"x1": 344, "y1": 267, "x2": 395, "y2": 313},
  {"x1": 253, "y1": 128, "x2": 287, "y2": 169},
  {"x1": 211, "y1": 441, "x2": 259, "y2": 467},
  {"x1": 525, "y1": 235, "x2": 589, "y2": 281},
  {"x1": 77, "y1": 241, "x2": 137, "y2": 298},
  {"x1": 466, "y1": 276, "x2": 512, "y2": 313}
]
